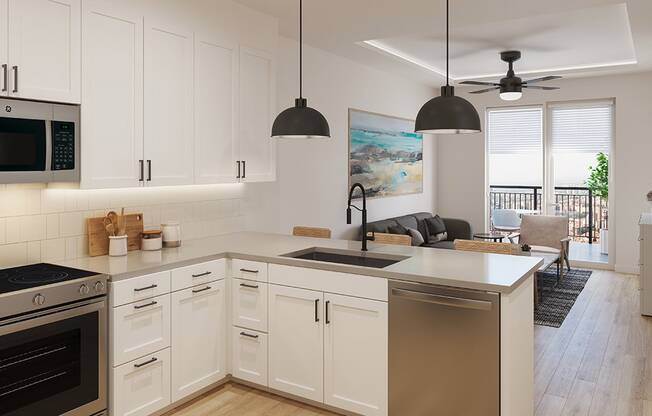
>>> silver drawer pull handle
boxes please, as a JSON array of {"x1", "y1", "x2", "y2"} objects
[
  {"x1": 134, "y1": 301, "x2": 157, "y2": 309},
  {"x1": 240, "y1": 331, "x2": 259, "y2": 339},
  {"x1": 240, "y1": 283, "x2": 259, "y2": 289},
  {"x1": 240, "y1": 268, "x2": 259, "y2": 273},
  {"x1": 134, "y1": 284, "x2": 157, "y2": 292},
  {"x1": 134, "y1": 357, "x2": 157, "y2": 368},
  {"x1": 391, "y1": 288, "x2": 493, "y2": 311},
  {"x1": 192, "y1": 271, "x2": 212, "y2": 278},
  {"x1": 192, "y1": 286, "x2": 212, "y2": 294}
]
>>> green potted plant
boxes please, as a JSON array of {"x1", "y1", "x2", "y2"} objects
[{"x1": 586, "y1": 152, "x2": 608, "y2": 254}]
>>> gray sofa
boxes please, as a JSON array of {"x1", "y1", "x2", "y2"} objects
[{"x1": 362, "y1": 212, "x2": 472, "y2": 249}]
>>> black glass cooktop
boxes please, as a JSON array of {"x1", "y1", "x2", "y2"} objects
[{"x1": 0, "y1": 263, "x2": 98, "y2": 294}]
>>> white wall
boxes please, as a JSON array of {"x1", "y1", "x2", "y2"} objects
[
  {"x1": 437, "y1": 71, "x2": 652, "y2": 273},
  {"x1": 248, "y1": 36, "x2": 437, "y2": 239}
]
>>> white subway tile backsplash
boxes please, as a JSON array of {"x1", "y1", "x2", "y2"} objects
[
  {"x1": 46, "y1": 214, "x2": 60, "y2": 239},
  {"x1": 27, "y1": 241, "x2": 41, "y2": 263},
  {"x1": 59, "y1": 212, "x2": 84, "y2": 237},
  {"x1": 42, "y1": 239, "x2": 66, "y2": 262},
  {"x1": 0, "y1": 184, "x2": 247, "y2": 266}
]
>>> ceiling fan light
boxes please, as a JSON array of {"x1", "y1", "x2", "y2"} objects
[{"x1": 499, "y1": 91, "x2": 522, "y2": 101}]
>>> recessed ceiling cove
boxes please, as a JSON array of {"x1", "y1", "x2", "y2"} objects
[{"x1": 363, "y1": 3, "x2": 636, "y2": 80}]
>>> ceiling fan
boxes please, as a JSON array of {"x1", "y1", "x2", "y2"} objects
[{"x1": 460, "y1": 51, "x2": 561, "y2": 101}]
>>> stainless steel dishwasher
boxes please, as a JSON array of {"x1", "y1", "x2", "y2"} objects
[{"x1": 389, "y1": 281, "x2": 500, "y2": 416}]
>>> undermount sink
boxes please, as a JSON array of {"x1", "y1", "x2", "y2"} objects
[{"x1": 282, "y1": 247, "x2": 409, "y2": 269}]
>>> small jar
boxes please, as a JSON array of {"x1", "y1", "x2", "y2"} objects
[
  {"x1": 141, "y1": 230, "x2": 163, "y2": 251},
  {"x1": 162, "y1": 222, "x2": 181, "y2": 248},
  {"x1": 109, "y1": 235, "x2": 128, "y2": 257}
]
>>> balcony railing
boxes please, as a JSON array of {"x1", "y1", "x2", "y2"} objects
[{"x1": 489, "y1": 185, "x2": 608, "y2": 243}]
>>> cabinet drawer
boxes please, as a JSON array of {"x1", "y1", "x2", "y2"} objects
[
  {"x1": 232, "y1": 279, "x2": 268, "y2": 332},
  {"x1": 111, "y1": 271, "x2": 171, "y2": 307},
  {"x1": 171, "y1": 259, "x2": 226, "y2": 291},
  {"x1": 111, "y1": 294, "x2": 171, "y2": 366},
  {"x1": 111, "y1": 348, "x2": 171, "y2": 416},
  {"x1": 232, "y1": 327, "x2": 268, "y2": 387},
  {"x1": 232, "y1": 259, "x2": 268, "y2": 282}
]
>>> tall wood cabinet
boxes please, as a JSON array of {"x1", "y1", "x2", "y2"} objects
[
  {"x1": 0, "y1": 0, "x2": 80, "y2": 103},
  {"x1": 80, "y1": 1, "x2": 277, "y2": 189}
]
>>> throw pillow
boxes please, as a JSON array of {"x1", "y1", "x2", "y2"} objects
[
  {"x1": 406, "y1": 228, "x2": 425, "y2": 246},
  {"x1": 425, "y1": 215, "x2": 448, "y2": 243},
  {"x1": 388, "y1": 223, "x2": 408, "y2": 235}
]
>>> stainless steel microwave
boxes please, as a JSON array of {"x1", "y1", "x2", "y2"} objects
[{"x1": 0, "y1": 99, "x2": 79, "y2": 183}]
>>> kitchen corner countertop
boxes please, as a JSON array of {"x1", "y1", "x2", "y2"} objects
[{"x1": 56, "y1": 232, "x2": 543, "y2": 294}]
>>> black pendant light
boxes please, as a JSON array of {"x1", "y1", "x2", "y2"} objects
[
  {"x1": 271, "y1": 0, "x2": 330, "y2": 139},
  {"x1": 415, "y1": 0, "x2": 481, "y2": 134}
]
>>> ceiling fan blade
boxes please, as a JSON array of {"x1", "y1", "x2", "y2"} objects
[
  {"x1": 523, "y1": 75, "x2": 562, "y2": 84},
  {"x1": 523, "y1": 85, "x2": 560, "y2": 90},
  {"x1": 460, "y1": 80, "x2": 499, "y2": 86},
  {"x1": 469, "y1": 87, "x2": 500, "y2": 94}
]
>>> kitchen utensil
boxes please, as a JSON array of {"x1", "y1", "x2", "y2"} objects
[
  {"x1": 103, "y1": 217, "x2": 115, "y2": 236},
  {"x1": 88, "y1": 213, "x2": 144, "y2": 256},
  {"x1": 109, "y1": 235, "x2": 128, "y2": 256}
]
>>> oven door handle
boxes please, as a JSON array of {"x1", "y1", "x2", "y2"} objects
[{"x1": 0, "y1": 297, "x2": 107, "y2": 336}]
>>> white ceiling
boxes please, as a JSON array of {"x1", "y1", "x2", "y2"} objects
[{"x1": 234, "y1": 0, "x2": 652, "y2": 87}]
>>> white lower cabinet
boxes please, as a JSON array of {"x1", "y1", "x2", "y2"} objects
[
  {"x1": 268, "y1": 285, "x2": 324, "y2": 402},
  {"x1": 231, "y1": 327, "x2": 268, "y2": 386},
  {"x1": 111, "y1": 348, "x2": 171, "y2": 416},
  {"x1": 171, "y1": 279, "x2": 226, "y2": 402},
  {"x1": 324, "y1": 294, "x2": 388, "y2": 416},
  {"x1": 232, "y1": 278, "x2": 268, "y2": 332},
  {"x1": 111, "y1": 294, "x2": 170, "y2": 366}
]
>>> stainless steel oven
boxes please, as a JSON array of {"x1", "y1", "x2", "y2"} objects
[
  {"x1": 0, "y1": 297, "x2": 107, "y2": 416},
  {"x1": 0, "y1": 98, "x2": 79, "y2": 184}
]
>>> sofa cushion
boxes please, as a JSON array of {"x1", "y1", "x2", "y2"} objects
[
  {"x1": 387, "y1": 223, "x2": 408, "y2": 235},
  {"x1": 366, "y1": 219, "x2": 398, "y2": 234},
  {"x1": 422, "y1": 240, "x2": 455, "y2": 250},
  {"x1": 394, "y1": 215, "x2": 418, "y2": 231},
  {"x1": 412, "y1": 212, "x2": 433, "y2": 239},
  {"x1": 406, "y1": 228, "x2": 425, "y2": 246},
  {"x1": 425, "y1": 215, "x2": 447, "y2": 235}
]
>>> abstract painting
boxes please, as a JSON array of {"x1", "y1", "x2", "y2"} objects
[{"x1": 348, "y1": 109, "x2": 423, "y2": 199}]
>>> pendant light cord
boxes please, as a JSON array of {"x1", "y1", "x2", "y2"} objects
[
  {"x1": 446, "y1": 0, "x2": 449, "y2": 86},
  {"x1": 299, "y1": 0, "x2": 303, "y2": 99}
]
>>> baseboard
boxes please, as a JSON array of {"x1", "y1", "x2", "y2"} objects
[
  {"x1": 569, "y1": 259, "x2": 613, "y2": 271},
  {"x1": 615, "y1": 263, "x2": 640, "y2": 275}
]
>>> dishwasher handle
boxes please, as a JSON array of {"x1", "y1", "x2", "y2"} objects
[{"x1": 391, "y1": 288, "x2": 494, "y2": 311}]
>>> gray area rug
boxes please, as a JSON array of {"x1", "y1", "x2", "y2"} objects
[{"x1": 534, "y1": 268, "x2": 593, "y2": 328}]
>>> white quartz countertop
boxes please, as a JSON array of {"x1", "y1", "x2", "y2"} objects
[{"x1": 56, "y1": 232, "x2": 543, "y2": 294}]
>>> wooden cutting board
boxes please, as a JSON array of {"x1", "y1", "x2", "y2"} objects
[{"x1": 87, "y1": 213, "x2": 144, "y2": 257}]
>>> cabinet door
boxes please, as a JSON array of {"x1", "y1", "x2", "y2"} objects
[
  {"x1": 194, "y1": 33, "x2": 238, "y2": 184},
  {"x1": 111, "y1": 348, "x2": 171, "y2": 416},
  {"x1": 268, "y1": 284, "x2": 323, "y2": 402},
  {"x1": 171, "y1": 280, "x2": 226, "y2": 402},
  {"x1": 111, "y1": 294, "x2": 170, "y2": 367},
  {"x1": 0, "y1": 0, "x2": 7, "y2": 96},
  {"x1": 144, "y1": 20, "x2": 194, "y2": 186},
  {"x1": 81, "y1": 1, "x2": 144, "y2": 189},
  {"x1": 7, "y1": 0, "x2": 80, "y2": 103},
  {"x1": 232, "y1": 327, "x2": 268, "y2": 386},
  {"x1": 238, "y1": 46, "x2": 276, "y2": 182},
  {"x1": 324, "y1": 294, "x2": 388, "y2": 416}
]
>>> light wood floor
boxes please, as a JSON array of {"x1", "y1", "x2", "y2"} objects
[{"x1": 168, "y1": 270, "x2": 648, "y2": 416}]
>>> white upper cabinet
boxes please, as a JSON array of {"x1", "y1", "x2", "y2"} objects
[
  {"x1": 268, "y1": 284, "x2": 323, "y2": 402},
  {"x1": 194, "y1": 33, "x2": 238, "y2": 184},
  {"x1": 144, "y1": 20, "x2": 194, "y2": 186},
  {"x1": 238, "y1": 46, "x2": 276, "y2": 183},
  {"x1": 324, "y1": 294, "x2": 388, "y2": 416},
  {"x1": 81, "y1": 1, "x2": 144, "y2": 189},
  {"x1": 5, "y1": 0, "x2": 80, "y2": 103}
]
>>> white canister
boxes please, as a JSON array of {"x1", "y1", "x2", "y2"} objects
[
  {"x1": 162, "y1": 222, "x2": 181, "y2": 248},
  {"x1": 109, "y1": 235, "x2": 128, "y2": 257}
]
